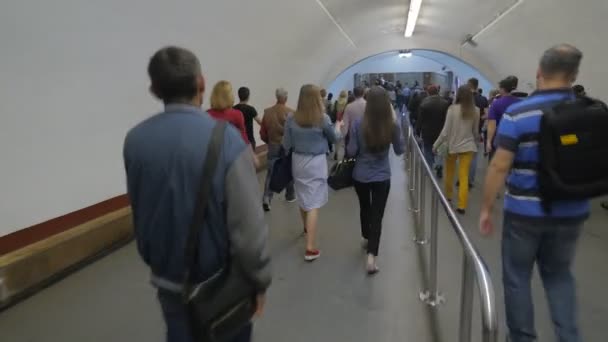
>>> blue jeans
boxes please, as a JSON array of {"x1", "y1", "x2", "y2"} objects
[
  {"x1": 263, "y1": 144, "x2": 295, "y2": 204},
  {"x1": 502, "y1": 216, "x2": 583, "y2": 342},
  {"x1": 158, "y1": 290, "x2": 253, "y2": 342}
]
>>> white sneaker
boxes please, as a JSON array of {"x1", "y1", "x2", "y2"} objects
[
  {"x1": 305, "y1": 249, "x2": 321, "y2": 261},
  {"x1": 366, "y1": 254, "x2": 379, "y2": 275}
]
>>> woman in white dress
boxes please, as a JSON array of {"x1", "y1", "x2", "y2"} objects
[{"x1": 283, "y1": 84, "x2": 340, "y2": 261}]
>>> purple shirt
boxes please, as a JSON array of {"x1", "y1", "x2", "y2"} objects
[{"x1": 488, "y1": 95, "x2": 522, "y2": 146}]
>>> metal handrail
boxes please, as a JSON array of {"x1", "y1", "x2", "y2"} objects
[{"x1": 404, "y1": 123, "x2": 498, "y2": 342}]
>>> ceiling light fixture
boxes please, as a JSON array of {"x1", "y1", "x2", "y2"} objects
[{"x1": 404, "y1": 0, "x2": 422, "y2": 37}]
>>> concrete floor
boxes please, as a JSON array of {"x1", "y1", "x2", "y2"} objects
[{"x1": 0, "y1": 153, "x2": 606, "y2": 342}]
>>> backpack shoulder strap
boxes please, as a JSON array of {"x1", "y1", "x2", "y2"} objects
[{"x1": 182, "y1": 121, "x2": 227, "y2": 297}]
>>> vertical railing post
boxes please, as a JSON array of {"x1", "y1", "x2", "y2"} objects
[
  {"x1": 409, "y1": 147, "x2": 416, "y2": 193},
  {"x1": 420, "y1": 190, "x2": 444, "y2": 305},
  {"x1": 406, "y1": 128, "x2": 412, "y2": 171},
  {"x1": 459, "y1": 255, "x2": 474, "y2": 342},
  {"x1": 414, "y1": 164, "x2": 428, "y2": 244}
]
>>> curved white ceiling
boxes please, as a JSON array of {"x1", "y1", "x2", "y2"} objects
[{"x1": 0, "y1": 0, "x2": 604, "y2": 233}]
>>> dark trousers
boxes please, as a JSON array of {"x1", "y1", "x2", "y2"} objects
[
  {"x1": 354, "y1": 180, "x2": 391, "y2": 256},
  {"x1": 157, "y1": 290, "x2": 253, "y2": 342}
]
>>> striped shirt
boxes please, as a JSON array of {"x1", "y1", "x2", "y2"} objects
[{"x1": 495, "y1": 88, "x2": 589, "y2": 221}]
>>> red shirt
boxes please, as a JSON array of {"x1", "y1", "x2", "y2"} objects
[{"x1": 207, "y1": 108, "x2": 249, "y2": 144}]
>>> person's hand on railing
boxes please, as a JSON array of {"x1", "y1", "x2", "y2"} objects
[{"x1": 479, "y1": 209, "x2": 494, "y2": 236}]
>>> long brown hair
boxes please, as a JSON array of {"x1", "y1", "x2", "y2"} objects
[
  {"x1": 455, "y1": 85, "x2": 476, "y2": 119},
  {"x1": 362, "y1": 86, "x2": 395, "y2": 153},
  {"x1": 294, "y1": 84, "x2": 324, "y2": 127}
]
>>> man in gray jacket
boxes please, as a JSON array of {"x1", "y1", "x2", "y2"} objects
[{"x1": 124, "y1": 46, "x2": 271, "y2": 342}]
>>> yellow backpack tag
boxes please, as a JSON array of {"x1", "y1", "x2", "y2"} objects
[{"x1": 560, "y1": 134, "x2": 579, "y2": 145}]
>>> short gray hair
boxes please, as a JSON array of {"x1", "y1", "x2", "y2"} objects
[
  {"x1": 539, "y1": 44, "x2": 583, "y2": 80},
  {"x1": 148, "y1": 46, "x2": 202, "y2": 102},
  {"x1": 275, "y1": 88, "x2": 288, "y2": 100}
]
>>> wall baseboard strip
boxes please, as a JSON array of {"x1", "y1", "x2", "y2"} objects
[{"x1": 0, "y1": 208, "x2": 133, "y2": 309}]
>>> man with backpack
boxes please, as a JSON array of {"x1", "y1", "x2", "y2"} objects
[{"x1": 479, "y1": 44, "x2": 590, "y2": 342}]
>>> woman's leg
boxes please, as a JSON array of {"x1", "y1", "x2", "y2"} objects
[
  {"x1": 444, "y1": 154, "x2": 457, "y2": 201},
  {"x1": 300, "y1": 207, "x2": 307, "y2": 233},
  {"x1": 354, "y1": 181, "x2": 372, "y2": 240},
  {"x1": 457, "y1": 152, "x2": 474, "y2": 210},
  {"x1": 305, "y1": 208, "x2": 319, "y2": 251},
  {"x1": 367, "y1": 180, "x2": 391, "y2": 257}
]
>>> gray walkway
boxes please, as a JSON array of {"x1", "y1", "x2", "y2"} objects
[{"x1": 0, "y1": 153, "x2": 606, "y2": 341}]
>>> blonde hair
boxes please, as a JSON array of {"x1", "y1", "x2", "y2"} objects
[
  {"x1": 294, "y1": 84, "x2": 324, "y2": 127},
  {"x1": 210, "y1": 80, "x2": 235, "y2": 110},
  {"x1": 335, "y1": 90, "x2": 348, "y2": 113}
]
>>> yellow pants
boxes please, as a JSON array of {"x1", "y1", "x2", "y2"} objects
[{"x1": 445, "y1": 152, "x2": 474, "y2": 210}]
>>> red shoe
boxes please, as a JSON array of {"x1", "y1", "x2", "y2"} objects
[{"x1": 304, "y1": 249, "x2": 321, "y2": 261}]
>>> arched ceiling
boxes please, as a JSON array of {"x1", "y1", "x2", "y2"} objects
[{"x1": 315, "y1": 0, "x2": 605, "y2": 98}]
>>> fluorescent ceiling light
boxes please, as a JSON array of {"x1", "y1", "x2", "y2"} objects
[{"x1": 405, "y1": 0, "x2": 422, "y2": 38}]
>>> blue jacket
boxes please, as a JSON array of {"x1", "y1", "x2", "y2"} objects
[
  {"x1": 283, "y1": 114, "x2": 339, "y2": 155},
  {"x1": 124, "y1": 104, "x2": 271, "y2": 292},
  {"x1": 347, "y1": 120, "x2": 405, "y2": 182}
]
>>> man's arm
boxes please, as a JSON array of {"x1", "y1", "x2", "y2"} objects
[
  {"x1": 481, "y1": 148, "x2": 514, "y2": 212},
  {"x1": 253, "y1": 108, "x2": 262, "y2": 125},
  {"x1": 486, "y1": 103, "x2": 499, "y2": 151},
  {"x1": 479, "y1": 148, "x2": 514, "y2": 236},
  {"x1": 479, "y1": 111, "x2": 519, "y2": 235},
  {"x1": 486, "y1": 120, "x2": 497, "y2": 151},
  {"x1": 342, "y1": 107, "x2": 351, "y2": 136},
  {"x1": 225, "y1": 148, "x2": 272, "y2": 292}
]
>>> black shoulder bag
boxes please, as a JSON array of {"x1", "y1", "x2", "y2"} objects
[{"x1": 183, "y1": 121, "x2": 257, "y2": 341}]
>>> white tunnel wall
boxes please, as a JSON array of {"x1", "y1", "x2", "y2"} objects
[
  {"x1": 0, "y1": 0, "x2": 603, "y2": 236},
  {"x1": 0, "y1": 0, "x2": 353, "y2": 236}
]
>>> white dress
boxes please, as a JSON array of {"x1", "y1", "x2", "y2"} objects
[{"x1": 291, "y1": 153, "x2": 328, "y2": 211}]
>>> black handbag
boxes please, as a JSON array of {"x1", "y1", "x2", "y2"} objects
[
  {"x1": 183, "y1": 121, "x2": 257, "y2": 342},
  {"x1": 328, "y1": 158, "x2": 356, "y2": 190},
  {"x1": 269, "y1": 147, "x2": 293, "y2": 193}
]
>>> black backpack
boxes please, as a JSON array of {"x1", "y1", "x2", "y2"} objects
[{"x1": 538, "y1": 96, "x2": 608, "y2": 208}]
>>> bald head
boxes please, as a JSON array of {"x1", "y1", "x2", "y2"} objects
[{"x1": 539, "y1": 44, "x2": 583, "y2": 82}]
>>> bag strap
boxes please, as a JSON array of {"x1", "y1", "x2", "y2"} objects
[{"x1": 182, "y1": 121, "x2": 227, "y2": 300}]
